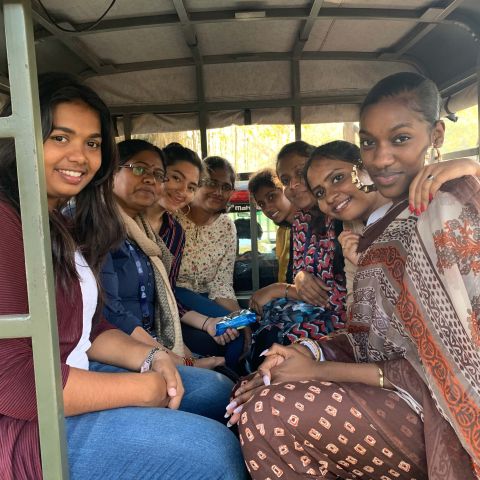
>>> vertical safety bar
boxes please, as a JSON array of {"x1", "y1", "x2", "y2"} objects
[
  {"x1": 1, "y1": 1, "x2": 69, "y2": 478},
  {"x1": 249, "y1": 194, "x2": 260, "y2": 292}
]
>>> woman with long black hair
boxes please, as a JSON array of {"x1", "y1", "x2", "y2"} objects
[{"x1": 0, "y1": 74, "x2": 246, "y2": 480}]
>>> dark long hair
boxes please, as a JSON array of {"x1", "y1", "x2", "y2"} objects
[
  {"x1": 303, "y1": 141, "x2": 356, "y2": 278},
  {"x1": 305, "y1": 140, "x2": 360, "y2": 180},
  {"x1": 0, "y1": 72, "x2": 124, "y2": 282},
  {"x1": 163, "y1": 142, "x2": 202, "y2": 174}
]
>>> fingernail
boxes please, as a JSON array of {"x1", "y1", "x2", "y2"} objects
[
  {"x1": 259, "y1": 349, "x2": 269, "y2": 357},
  {"x1": 415, "y1": 208, "x2": 421, "y2": 216},
  {"x1": 227, "y1": 421, "x2": 233, "y2": 428},
  {"x1": 409, "y1": 204, "x2": 414, "y2": 213},
  {"x1": 224, "y1": 411, "x2": 231, "y2": 418},
  {"x1": 429, "y1": 193, "x2": 433, "y2": 202},
  {"x1": 226, "y1": 400, "x2": 237, "y2": 411},
  {"x1": 263, "y1": 375, "x2": 271, "y2": 386},
  {"x1": 168, "y1": 388, "x2": 177, "y2": 397},
  {"x1": 233, "y1": 405, "x2": 243, "y2": 414}
]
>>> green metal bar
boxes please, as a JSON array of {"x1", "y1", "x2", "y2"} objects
[
  {"x1": 291, "y1": 60, "x2": 302, "y2": 141},
  {"x1": 3, "y1": 1, "x2": 69, "y2": 478},
  {"x1": 442, "y1": 147, "x2": 479, "y2": 161},
  {"x1": 123, "y1": 114, "x2": 132, "y2": 140},
  {"x1": 0, "y1": 314, "x2": 33, "y2": 337},
  {"x1": 0, "y1": 113, "x2": 17, "y2": 137}
]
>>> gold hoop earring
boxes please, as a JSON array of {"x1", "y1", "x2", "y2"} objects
[
  {"x1": 351, "y1": 163, "x2": 377, "y2": 193},
  {"x1": 183, "y1": 204, "x2": 191, "y2": 215}
]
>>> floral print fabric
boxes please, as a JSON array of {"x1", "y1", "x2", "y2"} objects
[{"x1": 175, "y1": 212, "x2": 237, "y2": 300}]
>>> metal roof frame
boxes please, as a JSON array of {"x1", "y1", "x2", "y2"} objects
[{"x1": 16, "y1": 0, "x2": 480, "y2": 153}]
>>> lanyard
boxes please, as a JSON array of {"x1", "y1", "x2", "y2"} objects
[{"x1": 126, "y1": 240, "x2": 152, "y2": 331}]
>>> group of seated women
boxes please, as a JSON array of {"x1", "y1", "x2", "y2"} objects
[{"x1": 0, "y1": 70, "x2": 479, "y2": 480}]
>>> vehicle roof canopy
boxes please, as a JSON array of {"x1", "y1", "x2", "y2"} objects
[{"x1": 1, "y1": 0, "x2": 479, "y2": 134}]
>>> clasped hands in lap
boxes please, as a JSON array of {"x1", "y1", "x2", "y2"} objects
[{"x1": 224, "y1": 342, "x2": 317, "y2": 426}]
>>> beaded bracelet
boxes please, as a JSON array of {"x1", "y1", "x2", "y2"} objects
[{"x1": 183, "y1": 356, "x2": 195, "y2": 367}]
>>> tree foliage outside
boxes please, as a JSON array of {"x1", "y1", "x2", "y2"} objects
[{"x1": 127, "y1": 105, "x2": 478, "y2": 173}]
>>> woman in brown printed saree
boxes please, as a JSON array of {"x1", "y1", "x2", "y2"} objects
[{"x1": 227, "y1": 72, "x2": 480, "y2": 479}]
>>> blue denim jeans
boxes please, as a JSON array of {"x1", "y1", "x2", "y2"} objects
[{"x1": 65, "y1": 364, "x2": 247, "y2": 479}]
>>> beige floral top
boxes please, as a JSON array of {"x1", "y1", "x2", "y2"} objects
[{"x1": 175, "y1": 212, "x2": 237, "y2": 300}]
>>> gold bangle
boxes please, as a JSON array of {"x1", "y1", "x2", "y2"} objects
[
  {"x1": 378, "y1": 367, "x2": 384, "y2": 388},
  {"x1": 284, "y1": 283, "x2": 291, "y2": 299}
]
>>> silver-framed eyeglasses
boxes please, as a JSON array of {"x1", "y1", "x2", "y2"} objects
[{"x1": 120, "y1": 164, "x2": 168, "y2": 182}]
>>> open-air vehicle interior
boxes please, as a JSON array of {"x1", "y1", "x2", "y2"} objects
[{"x1": 1, "y1": 0, "x2": 479, "y2": 477}]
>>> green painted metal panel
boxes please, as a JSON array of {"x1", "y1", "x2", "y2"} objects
[
  {"x1": 1, "y1": 0, "x2": 69, "y2": 478},
  {"x1": 0, "y1": 314, "x2": 33, "y2": 338}
]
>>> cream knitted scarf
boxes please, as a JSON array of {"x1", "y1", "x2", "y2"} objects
[{"x1": 118, "y1": 207, "x2": 184, "y2": 355}]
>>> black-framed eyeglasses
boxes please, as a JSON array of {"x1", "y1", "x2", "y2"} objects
[
  {"x1": 120, "y1": 164, "x2": 168, "y2": 182},
  {"x1": 201, "y1": 179, "x2": 234, "y2": 193}
]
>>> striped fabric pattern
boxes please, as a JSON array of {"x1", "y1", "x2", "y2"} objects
[
  {"x1": 158, "y1": 211, "x2": 186, "y2": 316},
  {"x1": 0, "y1": 201, "x2": 113, "y2": 479}
]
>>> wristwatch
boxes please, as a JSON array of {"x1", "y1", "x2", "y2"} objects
[{"x1": 140, "y1": 347, "x2": 160, "y2": 373}]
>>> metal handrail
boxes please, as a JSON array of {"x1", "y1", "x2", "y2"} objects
[{"x1": 0, "y1": 1, "x2": 68, "y2": 478}]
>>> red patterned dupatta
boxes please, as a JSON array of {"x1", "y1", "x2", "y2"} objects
[{"x1": 352, "y1": 176, "x2": 480, "y2": 469}]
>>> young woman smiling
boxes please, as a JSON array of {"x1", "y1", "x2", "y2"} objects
[
  {"x1": 305, "y1": 140, "x2": 480, "y2": 313},
  {"x1": 248, "y1": 168, "x2": 296, "y2": 284},
  {"x1": 174, "y1": 155, "x2": 245, "y2": 372},
  {"x1": 232, "y1": 72, "x2": 480, "y2": 480},
  {"x1": 247, "y1": 141, "x2": 346, "y2": 370},
  {"x1": 146, "y1": 142, "x2": 225, "y2": 370},
  {"x1": 0, "y1": 74, "x2": 246, "y2": 480}
]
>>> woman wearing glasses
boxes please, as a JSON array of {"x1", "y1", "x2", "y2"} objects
[
  {"x1": 175, "y1": 156, "x2": 246, "y2": 374},
  {"x1": 100, "y1": 139, "x2": 236, "y2": 422},
  {"x1": 145, "y1": 143, "x2": 225, "y2": 371}
]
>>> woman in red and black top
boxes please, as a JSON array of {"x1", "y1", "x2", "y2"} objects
[
  {"x1": 248, "y1": 141, "x2": 346, "y2": 369},
  {"x1": 0, "y1": 74, "x2": 246, "y2": 480}
]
